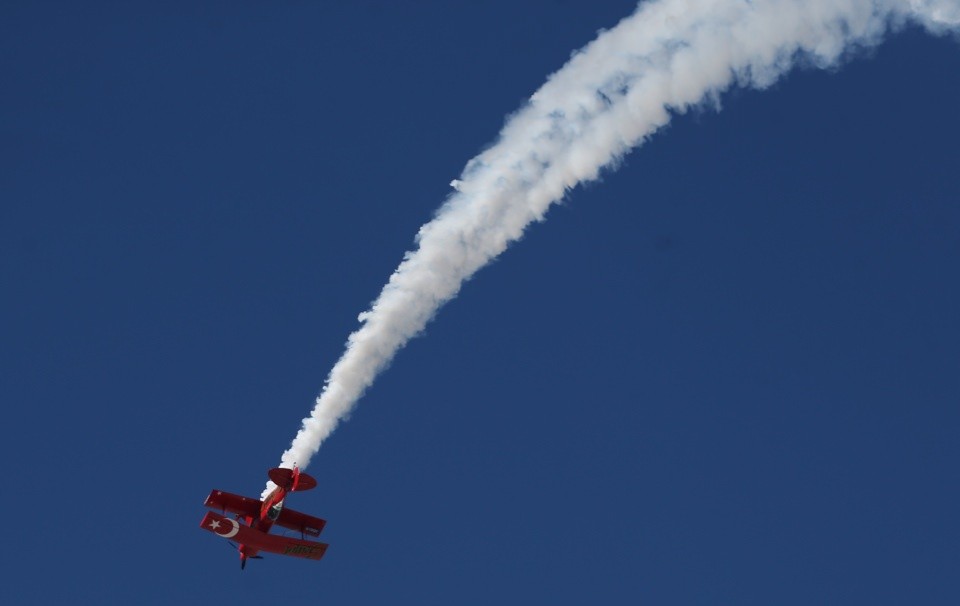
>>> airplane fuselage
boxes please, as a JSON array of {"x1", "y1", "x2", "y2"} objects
[{"x1": 238, "y1": 485, "x2": 289, "y2": 564}]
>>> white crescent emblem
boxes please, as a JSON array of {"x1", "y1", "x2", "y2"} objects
[{"x1": 214, "y1": 517, "x2": 240, "y2": 539}]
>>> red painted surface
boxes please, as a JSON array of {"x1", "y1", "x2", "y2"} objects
[
  {"x1": 200, "y1": 467, "x2": 328, "y2": 568},
  {"x1": 200, "y1": 511, "x2": 329, "y2": 561}
]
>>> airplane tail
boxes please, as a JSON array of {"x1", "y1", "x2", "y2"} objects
[{"x1": 268, "y1": 467, "x2": 317, "y2": 492}]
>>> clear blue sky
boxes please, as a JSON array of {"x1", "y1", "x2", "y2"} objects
[{"x1": 2, "y1": 1, "x2": 958, "y2": 604}]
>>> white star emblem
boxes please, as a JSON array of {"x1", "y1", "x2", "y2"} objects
[{"x1": 209, "y1": 519, "x2": 221, "y2": 530}]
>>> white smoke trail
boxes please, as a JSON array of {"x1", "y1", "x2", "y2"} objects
[{"x1": 265, "y1": 0, "x2": 958, "y2": 495}]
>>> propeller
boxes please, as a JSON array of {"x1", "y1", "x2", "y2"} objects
[{"x1": 226, "y1": 541, "x2": 263, "y2": 569}]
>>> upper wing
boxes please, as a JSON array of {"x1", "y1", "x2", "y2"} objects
[
  {"x1": 204, "y1": 490, "x2": 327, "y2": 537},
  {"x1": 204, "y1": 489, "x2": 261, "y2": 519},
  {"x1": 200, "y1": 511, "x2": 328, "y2": 561},
  {"x1": 275, "y1": 506, "x2": 327, "y2": 537}
]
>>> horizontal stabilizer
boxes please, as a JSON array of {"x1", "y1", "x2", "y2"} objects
[{"x1": 268, "y1": 467, "x2": 317, "y2": 492}]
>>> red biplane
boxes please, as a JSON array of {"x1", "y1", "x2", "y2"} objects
[{"x1": 200, "y1": 466, "x2": 328, "y2": 569}]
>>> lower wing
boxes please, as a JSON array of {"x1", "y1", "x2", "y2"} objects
[{"x1": 200, "y1": 511, "x2": 329, "y2": 561}]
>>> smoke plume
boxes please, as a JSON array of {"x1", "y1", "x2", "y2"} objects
[{"x1": 266, "y1": 0, "x2": 958, "y2": 494}]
